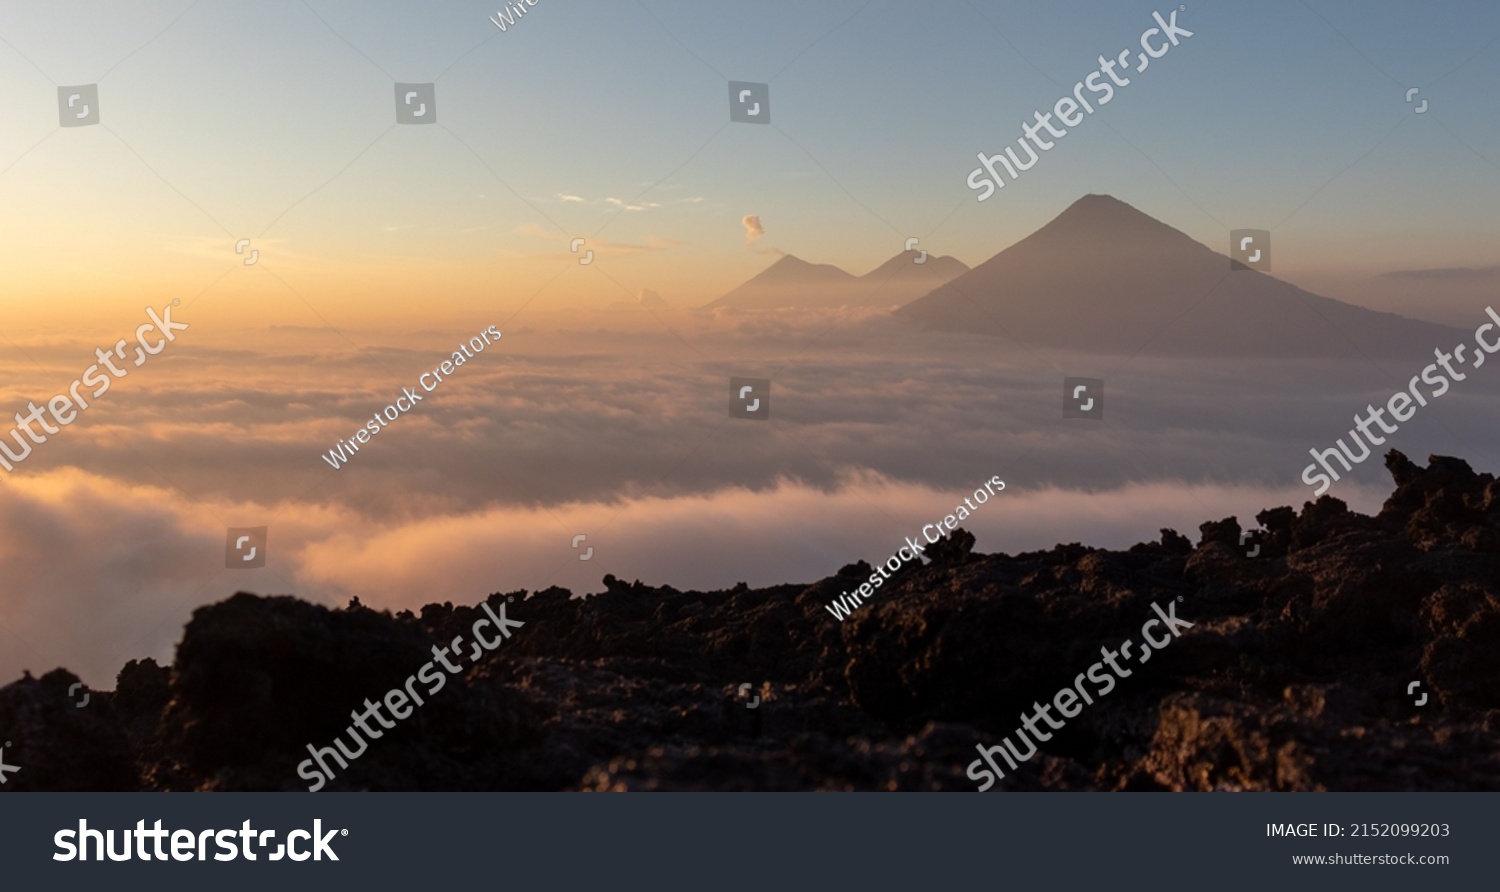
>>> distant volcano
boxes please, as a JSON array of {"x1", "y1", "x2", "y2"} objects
[
  {"x1": 897, "y1": 194, "x2": 1463, "y2": 357},
  {"x1": 705, "y1": 251, "x2": 968, "y2": 310}
]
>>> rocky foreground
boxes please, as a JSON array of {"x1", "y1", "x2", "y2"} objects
[{"x1": 3, "y1": 450, "x2": 1499, "y2": 791}]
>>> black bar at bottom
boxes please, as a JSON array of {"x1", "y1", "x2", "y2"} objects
[{"x1": 0, "y1": 793, "x2": 1485, "y2": 890}]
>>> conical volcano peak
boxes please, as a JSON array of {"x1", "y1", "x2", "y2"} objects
[
  {"x1": 895, "y1": 194, "x2": 1464, "y2": 357},
  {"x1": 1029, "y1": 194, "x2": 1196, "y2": 247},
  {"x1": 754, "y1": 254, "x2": 855, "y2": 284}
]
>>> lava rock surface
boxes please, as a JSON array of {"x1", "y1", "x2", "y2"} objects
[{"x1": 2, "y1": 451, "x2": 1497, "y2": 791}]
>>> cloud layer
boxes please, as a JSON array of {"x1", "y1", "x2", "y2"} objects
[{"x1": 0, "y1": 308, "x2": 1493, "y2": 685}]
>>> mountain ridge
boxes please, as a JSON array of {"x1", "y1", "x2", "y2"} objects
[
  {"x1": 897, "y1": 194, "x2": 1462, "y2": 357},
  {"x1": 704, "y1": 250, "x2": 968, "y2": 310}
]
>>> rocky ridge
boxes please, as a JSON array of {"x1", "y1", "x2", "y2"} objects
[{"x1": 2, "y1": 450, "x2": 1497, "y2": 791}]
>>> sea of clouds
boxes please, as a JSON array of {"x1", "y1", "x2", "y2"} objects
[{"x1": 1, "y1": 306, "x2": 1492, "y2": 685}]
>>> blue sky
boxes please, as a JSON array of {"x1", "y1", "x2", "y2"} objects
[{"x1": 0, "y1": 0, "x2": 1497, "y2": 306}]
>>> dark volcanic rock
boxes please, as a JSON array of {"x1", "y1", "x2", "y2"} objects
[
  {"x1": 4, "y1": 451, "x2": 1499, "y2": 791},
  {"x1": 0, "y1": 669, "x2": 136, "y2": 791}
]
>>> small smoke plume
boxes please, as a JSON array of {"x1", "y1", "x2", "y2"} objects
[{"x1": 742, "y1": 214, "x2": 764, "y2": 245}]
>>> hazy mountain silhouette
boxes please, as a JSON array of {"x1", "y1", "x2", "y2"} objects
[
  {"x1": 862, "y1": 250, "x2": 970, "y2": 290},
  {"x1": 898, "y1": 194, "x2": 1464, "y2": 357},
  {"x1": 706, "y1": 251, "x2": 968, "y2": 310}
]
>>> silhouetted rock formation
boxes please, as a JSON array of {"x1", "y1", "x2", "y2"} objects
[{"x1": 2, "y1": 450, "x2": 1497, "y2": 791}]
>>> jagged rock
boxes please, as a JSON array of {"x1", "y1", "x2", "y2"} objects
[
  {"x1": 2, "y1": 451, "x2": 1497, "y2": 790},
  {"x1": 0, "y1": 669, "x2": 136, "y2": 791}
]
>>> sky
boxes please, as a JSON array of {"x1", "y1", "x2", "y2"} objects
[
  {"x1": 0, "y1": 0, "x2": 1497, "y2": 318},
  {"x1": 1, "y1": 0, "x2": 1498, "y2": 686}
]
